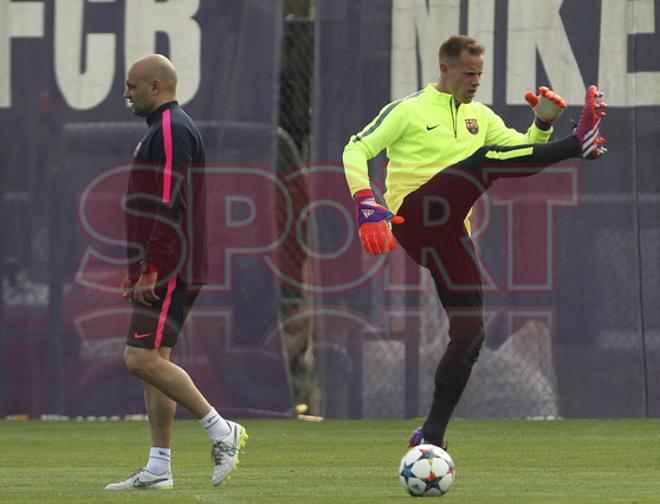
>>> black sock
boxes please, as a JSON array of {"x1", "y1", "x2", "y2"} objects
[
  {"x1": 529, "y1": 135, "x2": 580, "y2": 163},
  {"x1": 423, "y1": 350, "x2": 476, "y2": 443}
]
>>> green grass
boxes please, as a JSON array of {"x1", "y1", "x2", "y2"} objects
[{"x1": 1, "y1": 418, "x2": 659, "y2": 503}]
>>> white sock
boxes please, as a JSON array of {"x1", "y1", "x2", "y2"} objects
[
  {"x1": 199, "y1": 407, "x2": 231, "y2": 441},
  {"x1": 146, "y1": 447, "x2": 171, "y2": 475}
]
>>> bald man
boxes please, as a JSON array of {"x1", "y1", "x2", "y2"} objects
[{"x1": 105, "y1": 54, "x2": 247, "y2": 490}]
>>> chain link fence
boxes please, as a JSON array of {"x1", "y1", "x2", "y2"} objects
[{"x1": 1, "y1": 0, "x2": 654, "y2": 421}]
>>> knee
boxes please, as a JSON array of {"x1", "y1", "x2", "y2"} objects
[
  {"x1": 465, "y1": 334, "x2": 485, "y2": 363},
  {"x1": 447, "y1": 314, "x2": 485, "y2": 363},
  {"x1": 123, "y1": 346, "x2": 155, "y2": 378}
]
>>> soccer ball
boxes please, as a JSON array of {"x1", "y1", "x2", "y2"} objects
[{"x1": 399, "y1": 444, "x2": 455, "y2": 497}]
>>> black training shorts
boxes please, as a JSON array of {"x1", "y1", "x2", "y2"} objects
[{"x1": 126, "y1": 277, "x2": 200, "y2": 349}]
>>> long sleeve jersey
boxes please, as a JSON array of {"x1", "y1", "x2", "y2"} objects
[
  {"x1": 126, "y1": 101, "x2": 208, "y2": 286},
  {"x1": 343, "y1": 83, "x2": 553, "y2": 213}
]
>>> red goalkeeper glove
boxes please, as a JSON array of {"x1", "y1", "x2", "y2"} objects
[
  {"x1": 525, "y1": 86, "x2": 567, "y2": 130},
  {"x1": 354, "y1": 189, "x2": 405, "y2": 255}
]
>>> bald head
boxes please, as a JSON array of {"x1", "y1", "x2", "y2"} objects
[
  {"x1": 131, "y1": 54, "x2": 177, "y2": 92},
  {"x1": 124, "y1": 54, "x2": 178, "y2": 117}
]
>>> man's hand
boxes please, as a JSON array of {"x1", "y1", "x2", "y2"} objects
[
  {"x1": 525, "y1": 86, "x2": 567, "y2": 129},
  {"x1": 121, "y1": 276, "x2": 134, "y2": 303},
  {"x1": 132, "y1": 272, "x2": 160, "y2": 306},
  {"x1": 354, "y1": 189, "x2": 405, "y2": 255}
]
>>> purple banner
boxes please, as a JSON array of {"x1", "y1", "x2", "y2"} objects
[{"x1": 0, "y1": 0, "x2": 288, "y2": 418}]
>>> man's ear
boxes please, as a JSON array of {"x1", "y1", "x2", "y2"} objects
[
  {"x1": 150, "y1": 79, "x2": 161, "y2": 94},
  {"x1": 439, "y1": 60, "x2": 448, "y2": 76}
]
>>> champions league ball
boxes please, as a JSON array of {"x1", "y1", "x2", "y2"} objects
[{"x1": 399, "y1": 444, "x2": 455, "y2": 497}]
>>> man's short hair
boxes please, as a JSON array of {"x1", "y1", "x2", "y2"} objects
[{"x1": 439, "y1": 35, "x2": 485, "y2": 63}]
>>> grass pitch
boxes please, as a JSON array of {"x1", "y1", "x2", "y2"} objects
[{"x1": 0, "y1": 418, "x2": 659, "y2": 503}]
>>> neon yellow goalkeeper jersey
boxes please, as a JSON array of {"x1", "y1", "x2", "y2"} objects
[{"x1": 343, "y1": 83, "x2": 553, "y2": 213}]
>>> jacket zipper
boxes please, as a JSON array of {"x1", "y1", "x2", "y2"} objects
[{"x1": 450, "y1": 96, "x2": 458, "y2": 138}]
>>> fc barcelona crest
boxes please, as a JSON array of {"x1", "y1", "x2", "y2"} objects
[{"x1": 465, "y1": 119, "x2": 479, "y2": 135}]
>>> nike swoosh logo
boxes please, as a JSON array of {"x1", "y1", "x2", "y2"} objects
[
  {"x1": 426, "y1": 124, "x2": 440, "y2": 131},
  {"x1": 133, "y1": 332, "x2": 153, "y2": 339},
  {"x1": 225, "y1": 433, "x2": 239, "y2": 456},
  {"x1": 133, "y1": 477, "x2": 169, "y2": 488}
]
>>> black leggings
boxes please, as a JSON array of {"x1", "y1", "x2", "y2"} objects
[{"x1": 392, "y1": 136, "x2": 579, "y2": 443}]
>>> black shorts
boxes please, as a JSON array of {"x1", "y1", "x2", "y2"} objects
[{"x1": 126, "y1": 278, "x2": 200, "y2": 349}]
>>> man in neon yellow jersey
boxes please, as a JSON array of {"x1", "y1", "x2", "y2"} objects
[{"x1": 343, "y1": 35, "x2": 607, "y2": 450}]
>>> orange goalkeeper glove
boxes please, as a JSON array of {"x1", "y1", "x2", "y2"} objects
[
  {"x1": 354, "y1": 189, "x2": 404, "y2": 255},
  {"x1": 525, "y1": 86, "x2": 567, "y2": 130}
]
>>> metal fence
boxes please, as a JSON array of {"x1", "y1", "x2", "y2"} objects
[{"x1": 1, "y1": 0, "x2": 658, "y2": 421}]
